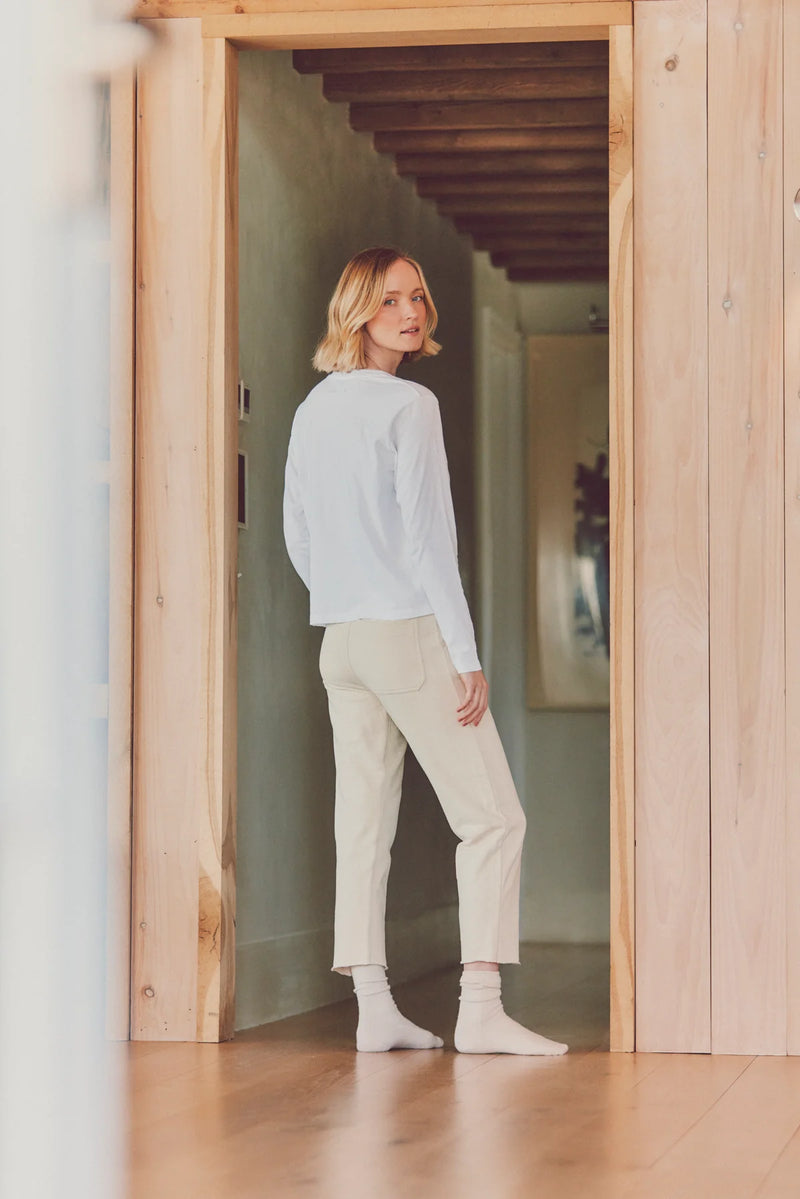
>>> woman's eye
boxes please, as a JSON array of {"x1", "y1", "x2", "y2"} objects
[
  {"x1": 413, "y1": 295, "x2": 424, "y2": 303},
  {"x1": 384, "y1": 298, "x2": 395, "y2": 306}
]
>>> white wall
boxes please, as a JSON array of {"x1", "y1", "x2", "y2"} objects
[
  {"x1": 236, "y1": 50, "x2": 476, "y2": 1027},
  {"x1": 473, "y1": 253, "x2": 611, "y2": 944}
]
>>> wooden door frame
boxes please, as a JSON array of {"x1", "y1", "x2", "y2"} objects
[{"x1": 131, "y1": 1, "x2": 634, "y2": 1047}]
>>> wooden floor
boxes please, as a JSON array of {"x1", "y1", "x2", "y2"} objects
[{"x1": 128, "y1": 944, "x2": 800, "y2": 1199}]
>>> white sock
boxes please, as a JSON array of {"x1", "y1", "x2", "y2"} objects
[
  {"x1": 351, "y1": 965, "x2": 444, "y2": 1052},
  {"x1": 454, "y1": 969, "x2": 568, "y2": 1056}
]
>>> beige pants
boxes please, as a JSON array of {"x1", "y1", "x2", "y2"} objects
[{"x1": 319, "y1": 614, "x2": 526, "y2": 972}]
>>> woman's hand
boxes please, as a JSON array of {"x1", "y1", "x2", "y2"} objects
[{"x1": 457, "y1": 670, "x2": 489, "y2": 727}]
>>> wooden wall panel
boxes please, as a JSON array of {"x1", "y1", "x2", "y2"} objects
[
  {"x1": 786, "y1": 0, "x2": 800, "y2": 1059},
  {"x1": 708, "y1": 0, "x2": 786, "y2": 1057},
  {"x1": 132, "y1": 19, "x2": 238, "y2": 1042},
  {"x1": 608, "y1": 22, "x2": 634, "y2": 1053},
  {"x1": 105, "y1": 68, "x2": 137, "y2": 1041},
  {"x1": 197, "y1": 34, "x2": 239, "y2": 1043},
  {"x1": 633, "y1": 0, "x2": 710, "y2": 1053}
]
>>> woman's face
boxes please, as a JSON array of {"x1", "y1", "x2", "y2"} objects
[{"x1": 362, "y1": 259, "x2": 426, "y2": 370}]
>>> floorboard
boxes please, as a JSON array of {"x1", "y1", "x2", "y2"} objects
[{"x1": 127, "y1": 944, "x2": 800, "y2": 1199}]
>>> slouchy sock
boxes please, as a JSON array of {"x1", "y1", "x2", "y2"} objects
[{"x1": 455, "y1": 969, "x2": 568, "y2": 1056}]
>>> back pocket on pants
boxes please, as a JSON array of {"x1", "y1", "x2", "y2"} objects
[{"x1": 349, "y1": 619, "x2": 425, "y2": 694}]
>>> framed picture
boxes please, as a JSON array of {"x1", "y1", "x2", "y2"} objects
[{"x1": 526, "y1": 334, "x2": 610, "y2": 711}]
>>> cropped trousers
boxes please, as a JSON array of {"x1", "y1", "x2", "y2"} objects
[{"x1": 319, "y1": 614, "x2": 527, "y2": 972}]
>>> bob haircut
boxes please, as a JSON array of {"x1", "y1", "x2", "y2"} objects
[{"x1": 312, "y1": 246, "x2": 441, "y2": 373}]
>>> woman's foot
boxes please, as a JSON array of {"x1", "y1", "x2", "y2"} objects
[
  {"x1": 454, "y1": 969, "x2": 568, "y2": 1056},
  {"x1": 351, "y1": 964, "x2": 444, "y2": 1052}
]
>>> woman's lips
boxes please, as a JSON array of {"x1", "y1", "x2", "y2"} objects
[{"x1": 401, "y1": 327, "x2": 420, "y2": 335}]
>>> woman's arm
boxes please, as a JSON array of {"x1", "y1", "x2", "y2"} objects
[
  {"x1": 283, "y1": 424, "x2": 311, "y2": 590},
  {"x1": 393, "y1": 387, "x2": 482, "y2": 677}
]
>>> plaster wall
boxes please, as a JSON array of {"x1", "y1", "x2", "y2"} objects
[{"x1": 473, "y1": 253, "x2": 611, "y2": 945}]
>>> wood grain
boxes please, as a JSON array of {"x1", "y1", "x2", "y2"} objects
[
  {"x1": 294, "y1": 40, "x2": 609, "y2": 73},
  {"x1": 436, "y1": 195, "x2": 605, "y2": 214},
  {"x1": 608, "y1": 21, "x2": 634, "y2": 1054},
  {"x1": 471, "y1": 229, "x2": 609, "y2": 250},
  {"x1": 350, "y1": 99, "x2": 608, "y2": 132},
  {"x1": 106, "y1": 67, "x2": 137, "y2": 1042},
  {"x1": 633, "y1": 0, "x2": 710, "y2": 1053},
  {"x1": 322, "y1": 66, "x2": 609, "y2": 103},
  {"x1": 201, "y1": 10, "x2": 626, "y2": 52},
  {"x1": 128, "y1": 950, "x2": 800, "y2": 1198},
  {"x1": 196, "y1": 34, "x2": 239, "y2": 1043},
  {"x1": 455, "y1": 213, "x2": 609, "y2": 233},
  {"x1": 785, "y1": 0, "x2": 800, "y2": 1060},
  {"x1": 129, "y1": 0, "x2": 630, "y2": 21},
  {"x1": 396, "y1": 149, "x2": 607, "y2": 174},
  {"x1": 373, "y1": 127, "x2": 608, "y2": 153},
  {"x1": 708, "y1": 0, "x2": 786, "y2": 1057},
  {"x1": 132, "y1": 18, "x2": 238, "y2": 1043},
  {"x1": 416, "y1": 174, "x2": 608, "y2": 196}
]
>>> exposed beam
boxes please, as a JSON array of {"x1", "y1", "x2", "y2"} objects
[
  {"x1": 324, "y1": 66, "x2": 608, "y2": 103},
  {"x1": 416, "y1": 172, "x2": 607, "y2": 196},
  {"x1": 293, "y1": 42, "x2": 608, "y2": 74},
  {"x1": 373, "y1": 127, "x2": 607, "y2": 152},
  {"x1": 491, "y1": 250, "x2": 607, "y2": 267},
  {"x1": 396, "y1": 149, "x2": 608, "y2": 175},
  {"x1": 349, "y1": 97, "x2": 607, "y2": 131},
  {"x1": 472, "y1": 232, "x2": 608, "y2": 252},
  {"x1": 507, "y1": 266, "x2": 608, "y2": 281},
  {"x1": 437, "y1": 194, "x2": 605, "y2": 214},
  {"x1": 455, "y1": 212, "x2": 609, "y2": 233}
]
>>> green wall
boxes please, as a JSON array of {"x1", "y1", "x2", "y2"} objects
[
  {"x1": 473, "y1": 253, "x2": 611, "y2": 945},
  {"x1": 236, "y1": 50, "x2": 476, "y2": 1028}
]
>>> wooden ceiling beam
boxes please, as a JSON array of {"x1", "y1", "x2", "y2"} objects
[
  {"x1": 373, "y1": 127, "x2": 607, "y2": 153},
  {"x1": 472, "y1": 232, "x2": 608, "y2": 252},
  {"x1": 455, "y1": 213, "x2": 609, "y2": 234},
  {"x1": 396, "y1": 149, "x2": 608, "y2": 175},
  {"x1": 438, "y1": 194, "x2": 605, "y2": 214},
  {"x1": 293, "y1": 42, "x2": 608, "y2": 75},
  {"x1": 491, "y1": 250, "x2": 607, "y2": 267},
  {"x1": 349, "y1": 97, "x2": 607, "y2": 131},
  {"x1": 323, "y1": 67, "x2": 608, "y2": 104},
  {"x1": 507, "y1": 267, "x2": 608, "y2": 281},
  {"x1": 416, "y1": 172, "x2": 608, "y2": 196}
]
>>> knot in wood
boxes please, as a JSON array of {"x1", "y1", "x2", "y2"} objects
[{"x1": 665, "y1": 55, "x2": 679, "y2": 72}]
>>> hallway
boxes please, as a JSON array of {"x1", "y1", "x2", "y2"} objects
[{"x1": 128, "y1": 944, "x2": 800, "y2": 1198}]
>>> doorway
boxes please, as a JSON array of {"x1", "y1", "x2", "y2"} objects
[{"x1": 129, "y1": 6, "x2": 633, "y2": 1048}]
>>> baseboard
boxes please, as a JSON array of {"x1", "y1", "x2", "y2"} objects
[{"x1": 235, "y1": 904, "x2": 460, "y2": 1030}]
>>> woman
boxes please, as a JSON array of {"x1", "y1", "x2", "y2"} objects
[{"x1": 283, "y1": 246, "x2": 567, "y2": 1056}]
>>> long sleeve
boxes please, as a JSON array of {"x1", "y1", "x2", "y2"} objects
[
  {"x1": 283, "y1": 423, "x2": 311, "y2": 590},
  {"x1": 393, "y1": 390, "x2": 481, "y2": 674}
]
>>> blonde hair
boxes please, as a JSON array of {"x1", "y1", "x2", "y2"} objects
[{"x1": 313, "y1": 246, "x2": 441, "y2": 373}]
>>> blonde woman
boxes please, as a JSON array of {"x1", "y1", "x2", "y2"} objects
[{"x1": 283, "y1": 246, "x2": 567, "y2": 1056}]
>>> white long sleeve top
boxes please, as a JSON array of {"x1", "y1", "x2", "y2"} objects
[{"x1": 283, "y1": 369, "x2": 481, "y2": 674}]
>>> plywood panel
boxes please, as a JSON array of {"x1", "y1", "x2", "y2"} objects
[
  {"x1": 786, "y1": 0, "x2": 800, "y2": 1060},
  {"x1": 608, "y1": 22, "x2": 633, "y2": 1053},
  {"x1": 632, "y1": 0, "x2": 710, "y2": 1053},
  {"x1": 708, "y1": 0, "x2": 786, "y2": 1057},
  {"x1": 132, "y1": 19, "x2": 238, "y2": 1042}
]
